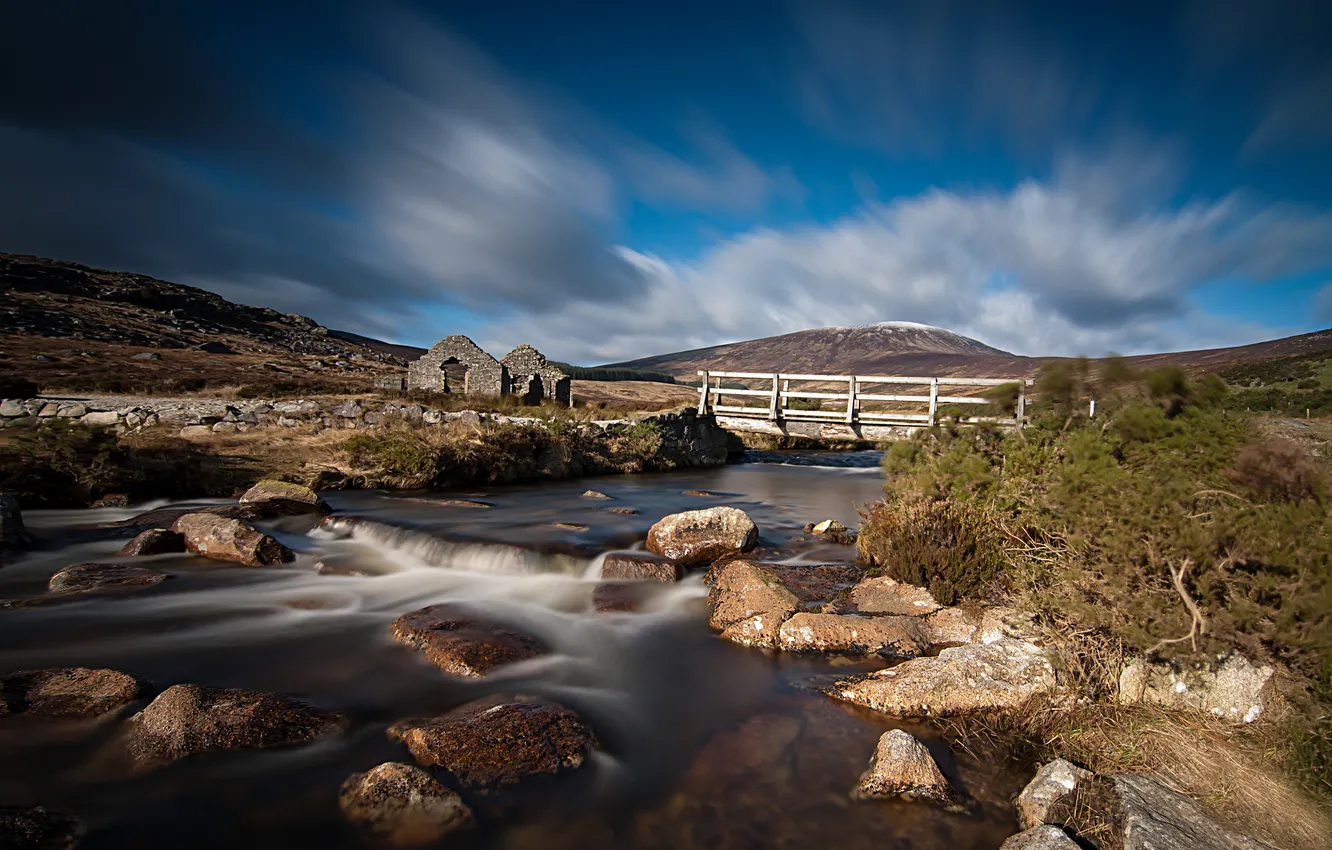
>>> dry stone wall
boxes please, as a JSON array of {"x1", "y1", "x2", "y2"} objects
[
  {"x1": 406, "y1": 336, "x2": 506, "y2": 396},
  {"x1": 500, "y1": 344, "x2": 571, "y2": 406}
]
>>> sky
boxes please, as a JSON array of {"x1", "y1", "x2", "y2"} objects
[{"x1": 2, "y1": 0, "x2": 1331, "y2": 364}]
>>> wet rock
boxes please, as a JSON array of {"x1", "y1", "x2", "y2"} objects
[
  {"x1": 810, "y1": 519, "x2": 845, "y2": 535},
  {"x1": 999, "y1": 825, "x2": 1080, "y2": 850},
  {"x1": 1, "y1": 492, "x2": 32, "y2": 561},
  {"x1": 1118, "y1": 654, "x2": 1275, "y2": 723},
  {"x1": 646, "y1": 507, "x2": 758, "y2": 565},
  {"x1": 1016, "y1": 759, "x2": 1093, "y2": 830},
  {"x1": 339, "y1": 762, "x2": 475, "y2": 846},
  {"x1": 581, "y1": 490, "x2": 612, "y2": 500},
  {"x1": 47, "y1": 563, "x2": 169, "y2": 595},
  {"x1": 0, "y1": 668, "x2": 142, "y2": 718},
  {"x1": 756, "y1": 562, "x2": 864, "y2": 604},
  {"x1": 777, "y1": 613, "x2": 928, "y2": 658},
  {"x1": 824, "y1": 575, "x2": 941, "y2": 616},
  {"x1": 600, "y1": 553, "x2": 682, "y2": 583},
  {"x1": 117, "y1": 528, "x2": 186, "y2": 556},
  {"x1": 0, "y1": 805, "x2": 83, "y2": 849},
  {"x1": 1044, "y1": 773, "x2": 1270, "y2": 850},
  {"x1": 705, "y1": 560, "x2": 800, "y2": 648},
  {"x1": 389, "y1": 605, "x2": 546, "y2": 677},
  {"x1": 238, "y1": 479, "x2": 329, "y2": 514},
  {"x1": 437, "y1": 499, "x2": 491, "y2": 509},
  {"x1": 681, "y1": 490, "x2": 721, "y2": 497},
  {"x1": 852, "y1": 729, "x2": 958, "y2": 805},
  {"x1": 125, "y1": 684, "x2": 345, "y2": 767},
  {"x1": 388, "y1": 696, "x2": 596, "y2": 794},
  {"x1": 606, "y1": 507, "x2": 639, "y2": 515},
  {"x1": 829, "y1": 638, "x2": 1060, "y2": 717},
  {"x1": 171, "y1": 513, "x2": 294, "y2": 566},
  {"x1": 552, "y1": 522, "x2": 588, "y2": 531},
  {"x1": 591, "y1": 583, "x2": 651, "y2": 613}
]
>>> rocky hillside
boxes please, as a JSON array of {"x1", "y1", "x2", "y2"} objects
[
  {"x1": 0, "y1": 253, "x2": 406, "y2": 393},
  {"x1": 603, "y1": 322, "x2": 1033, "y2": 379}
]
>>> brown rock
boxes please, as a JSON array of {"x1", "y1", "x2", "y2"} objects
[
  {"x1": 705, "y1": 560, "x2": 801, "y2": 648},
  {"x1": 238, "y1": 479, "x2": 330, "y2": 514},
  {"x1": 758, "y1": 563, "x2": 864, "y2": 604},
  {"x1": 600, "y1": 553, "x2": 683, "y2": 582},
  {"x1": 125, "y1": 684, "x2": 345, "y2": 767},
  {"x1": 117, "y1": 528, "x2": 186, "y2": 556},
  {"x1": 388, "y1": 696, "x2": 596, "y2": 793},
  {"x1": 605, "y1": 507, "x2": 639, "y2": 515},
  {"x1": 0, "y1": 668, "x2": 142, "y2": 718},
  {"x1": 646, "y1": 507, "x2": 758, "y2": 565},
  {"x1": 171, "y1": 513, "x2": 294, "y2": 566},
  {"x1": 0, "y1": 806, "x2": 83, "y2": 850},
  {"x1": 390, "y1": 605, "x2": 545, "y2": 677},
  {"x1": 339, "y1": 762, "x2": 474, "y2": 845},
  {"x1": 591, "y1": 583, "x2": 649, "y2": 613},
  {"x1": 777, "y1": 612, "x2": 928, "y2": 658},
  {"x1": 109, "y1": 502, "x2": 308, "y2": 534},
  {"x1": 581, "y1": 490, "x2": 612, "y2": 500},
  {"x1": 824, "y1": 575, "x2": 941, "y2": 616},
  {"x1": 1015, "y1": 759, "x2": 1093, "y2": 830},
  {"x1": 47, "y1": 563, "x2": 169, "y2": 595},
  {"x1": 853, "y1": 729, "x2": 958, "y2": 805}
]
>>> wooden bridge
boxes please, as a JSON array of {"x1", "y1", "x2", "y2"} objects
[{"x1": 695, "y1": 370, "x2": 1032, "y2": 442}]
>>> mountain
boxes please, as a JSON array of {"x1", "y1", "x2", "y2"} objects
[
  {"x1": 328, "y1": 329, "x2": 428, "y2": 361},
  {"x1": 601, "y1": 322, "x2": 1031, "y2": 378}
]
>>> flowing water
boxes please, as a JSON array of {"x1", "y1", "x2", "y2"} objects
[{"x1": 0, "y1": 451, "x2": 1028, "y2": 849}]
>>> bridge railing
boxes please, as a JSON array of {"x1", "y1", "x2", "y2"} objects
[{"x1": 696, "y1": 371, "x2": 1033, "y2": 428}]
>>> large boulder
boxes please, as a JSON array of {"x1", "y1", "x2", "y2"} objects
[
  {"x1": 388, "y1": 696, "x2": 596, "y2": 794},
  {"x1": 777, "y1": 613, "x2": 928, "y2": 658},
  {"x1": 117, "y1": 528, "x2": 186, "y2": 557},
  {"x1": 1016, "y1": 759, "x2": 1094, "y2": 830},
  {"x1": 823, "y1": 575, "x2": 941, "y2": 616},
  {"x1": 47, "y1": 563, "x2": 170, "y2": 595},
  {"x1": 705, "y1": 561, "x2": 800, "y2": 648},
  {"x1": 828, "y1": 638, "x2": 1060, "y2": 717},
  {"x1": 171, "y1": 513, "x2": 294, "y2": 566},
  {"x1": 0, "y1": 492, "x2": 31, "y2": 563},
  {"x1": 124, "y1": 684, "x2": 346, "y2": 767},
  {"x1": 339, "y1": 762, "x2": 474, "y2": 846},
  {"x1": 1000, "y1": 826, "x2": 1080, "y2": 850},
  {"x1": 1043, "y1": 772, "x2": 1271, "y2": 850},
  {"x1": 238, "y1": 479, "x2": 330, "y2": 514},
  {"x1": 389, "y1": 606, "x2": 546, "y2": 677},
  {"x1": 600, "y1": 553, "x2": 682, "y2": 583},
  {"x1": 1118, "y1": 654, "x2": 1275, "y2": 723},
  {"x1": 0, "y1": 806, "x2": 83, "y2": 850},
  {"x1": 852, "y1": 729, "x2": 958, "y2": 805},
  {"x1": 645, "y1": 507, "x2": 757, "y2": 565},
  {"x1": 0, "y1": 668, "x2": 142, "y2": 718}
]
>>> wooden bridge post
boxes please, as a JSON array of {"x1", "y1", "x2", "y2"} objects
[
  {"x1": 1016, "y1": 385, "x2": 1026, "y2": 429},
  {"x1": 928, "y1": 378, "x2": 939, "y2": 426},
  {"x1": 781, "y1": 379, "x2": 789, "y2": 413},
  {"x1": 769, "y1": 374, "x2": 781, "y2": 421},
  {"x1": 846, "y1": 376, "x2": 857, "y2": 424},
  {"x1": 698, "y1": 370, "x2": 710, "y2": 414}
]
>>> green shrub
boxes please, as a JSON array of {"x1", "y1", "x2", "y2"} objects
[{"x1": 857, "y1": 497, "x2": 1004, "y2": 605}]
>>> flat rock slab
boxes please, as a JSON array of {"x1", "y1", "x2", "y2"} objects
[
  {"x1": 646, "y1": 507, "x2": 758, "y2": 565},
  {"x1": 339, "y1": 761, "x2": 475, "y2": 845},
  {"x1": 0, "y1": 806, "x2": 83, "y2": 850},
  {"x1": 388, "y1": 696, "x2": 596, "y2": 794},
  {"x1": 117, "y1": 528, "x2": 186, "y2": 556},
  {"x1": 824, "y1": 575, "x2": 941, "y2": 616},
  {"x1": 390, "y1": 605, "x2": 546, "y2": 677},
  {"x1": 1000, "y1": 826, "x2": 1080, "y2": 850},
  {"x1": 705, "y1": 560, "x2": 866, "y2": 649},
  {"x1": 108, "y1": 502, "x2": 306, "y2": 534},
  {"x1": 0, "y1": 668, "x2": 142, "y2": 718},
  {"x1": 171, "y1": 513, "x2": 294, "y2": 566},
  {"x1": 758, "y1": 563, "x2": 864, "y2": 604},
  {"x1": 600, "y1": 553, "x2": 683, "y2": 582},
  {"x1": 125, "y1": 683, "x2": 346, "y2": 767},
  {"x1": 853, "y1": 729, "x2": 958, "y2": 805},
  {"x1": 239, "y1": 479, "x2": 329, "y2": 513},
  {"x1": 828, "y1": 638, "x2": 1060, "y2": 717},
  {"x1": 778, "y1": 613, "x2": 928, "y2": 658},
  {"x1": 47, "y1": 563, "x2": 170, "y2": 595}
]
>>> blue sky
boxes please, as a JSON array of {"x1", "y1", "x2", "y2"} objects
[{"x1": 2, "y1": 0, "x2": 1330, "y2": 363}]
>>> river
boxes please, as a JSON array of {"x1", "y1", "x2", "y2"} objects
[{"x1": 0, "y1": 450, "x2": 1028, "y2": 849}]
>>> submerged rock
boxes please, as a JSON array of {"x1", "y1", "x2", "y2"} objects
[
  {"x1": 1118, "y1": 654, "x2": 1275, "y2": 724},
  {"x1": 125, "y1": 684, "x2": 345, "y2": 767},
  {"x1": 339, "y1": 762, "x2": 475, "y2": 846},
  {"x1": 828, "y1": 638, "x2": 1060, "y2": 717},
  {"x1": 171, "y1": 513, "x2": 294, "y2": 566},
  {"x1": 646, "y1": 507, "x2": 758, "y2": 565},
  {"x1": 999, "y1": 825, "x2": 1080, "y2": 850},
  {"x1": 238, "y1": 479, "x2": 329, "y2": 514},
  {"x1": 0, "y1": 806, "x2": 83, "y2": 850},
  {"x1": 117, "y1": 528, "x2": 186, "y2": 557},
  {"x1": 823, "y1": 575, "x2": 941, "y2": 617},
  {"x1": 852, "y1": 729, "x2": 958, "y2": 805},
  {"x1": 777, "y1": 613, "x2": 928, "y2": 658},
  {"x1": 1015, "y1": 759, "x2": 1093, "y2": 830},
  {"x1": 388, "y1": 696, "x2": 596, "y2": 794},
  {"x1": 47, "y1": 563, "x2": 170, "y2": 595},
  {"x1": 390, "y1": 605, "x2": 546, "y2": 677},
  {"x1": 600, "y1": 553, "x2": 682, "y2": 583},
  {"x1": 0, "y1": 668, "x2": 142, "y2": 718}
]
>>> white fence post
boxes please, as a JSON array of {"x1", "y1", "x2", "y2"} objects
[
  {"x1": 1016, "y1": 384, "x2": 1026, "y2": 429},
  {"x1": 928, "y1": 378, "x2": 939, "y2": 426},
  {"x1": 769, "y1": 374, "x2": 781, "y2": 420},
  {"x1": 697, "y1": 370, "x2": 710, "y2": 414},
  {"x1": 845, "y1": 376, "x2": 857, "y2": 424}
]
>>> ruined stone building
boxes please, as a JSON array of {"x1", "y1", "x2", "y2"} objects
[{"x1": 406, "y1": 336, "x2": 571, "y2": 406}]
